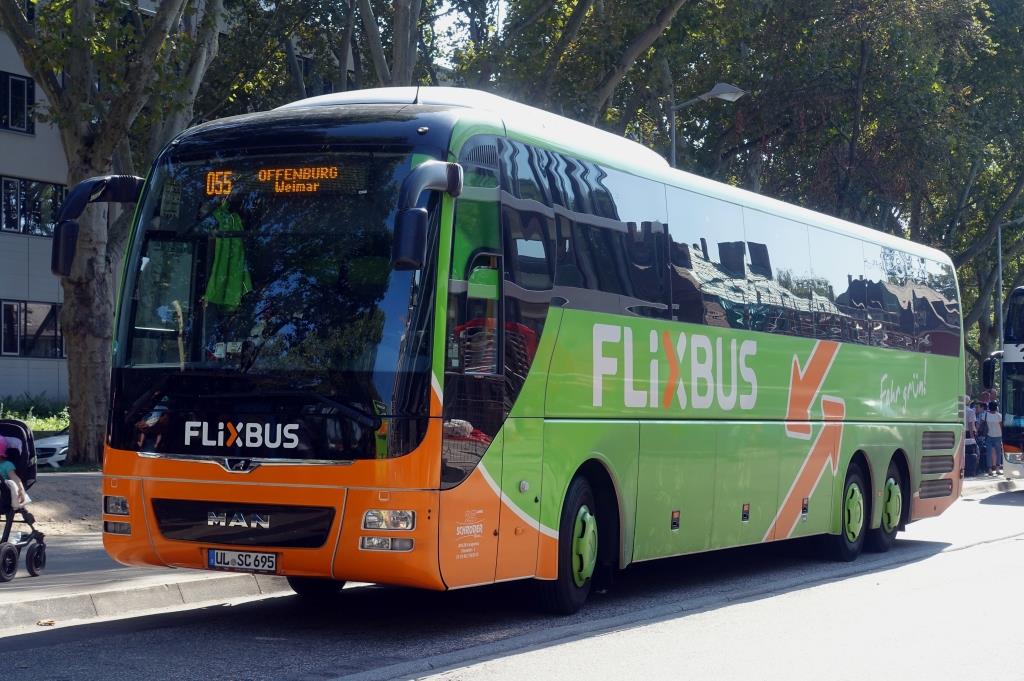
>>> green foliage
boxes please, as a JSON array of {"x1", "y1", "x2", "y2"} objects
[{"x1": 0, "y1": 395, "x2": 71, "y2": 433}]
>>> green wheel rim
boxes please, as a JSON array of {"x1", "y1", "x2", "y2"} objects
[
  {"x1": 844, "y1": 482, "x2": 865, "y2": 543},
  {"x1": 572, "y1": 505, "x2": 598, "y2": 587},
  {"x1": 881, "y1": 476, "x2": 902, "y2": 534}
]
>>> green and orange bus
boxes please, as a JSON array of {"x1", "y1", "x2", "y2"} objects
[{"x1": 54, "y1": 87, "x2": 964, "y2": 613}]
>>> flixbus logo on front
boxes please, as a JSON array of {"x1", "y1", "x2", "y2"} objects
[
  {"x1": 592, "y1": 323, "x2": 758, "y2": 410},
  {"x1": 184, "y1": 421, "x2": 300, "y2": 449}
]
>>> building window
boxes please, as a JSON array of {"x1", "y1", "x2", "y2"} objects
[
  {"x1": 8, "y1": 76, "x2": 27, "y2": 131},
  {"x1": 0, "y1": 176, "x2": 65, "y2": 236},
  {"x1": 0, "y1": 70, "x2": 35, "y2": 134},
  {"x1": 2, "y1": 178, "x2": 19, "y2": 232},
  {"x1": 1, "y1": 302, "x2": 20, "y2": 356},
  {"x1": 0, "y1": 301, "x2": 64, "y2": 359}
]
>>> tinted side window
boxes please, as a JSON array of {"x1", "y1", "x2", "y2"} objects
[
  {"x1": 666, "y1": 187, "x2": 747, "y2": 329},
  {"x1": 808, "y1": 228, "x2": 865, "y2": 343},
  {"x1": 742, "y1": 210, "x2": 813, "y2": 338},
  {"x1": 919, "y1": 258, "x2": 961, "y2": 356},
  {"x1": 500, "y1": 142, "x2": 556, "y2": 396},
  {"x1": 861, "y1": 244, "x2": 917, "y2": 350},
  {"x1": 603, "y1": 167, "x2": 669, "y2": 318}
]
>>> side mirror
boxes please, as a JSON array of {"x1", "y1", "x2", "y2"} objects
[
  {"x1": 51, "y1": 174, "x2": 144, "y2": 278},
  {"x1": 391, "y1": 160, "x2": 463, "y2": 270},
  {"x1": 983, "y1": 357, "x2": 996, "y2": 390},
  {"x1": 393, "y1": 208, "x2": 428, "y2": 271},
  {"x1": 467, "y1": 266, "x2": 499, "y2": 301},
  {"x1": 51, "y1": 220, "x2": 80, "y2": 277}
]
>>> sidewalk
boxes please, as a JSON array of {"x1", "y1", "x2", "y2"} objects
[{"x1": 0, "y1": 532, "x2": 289, "y2": 632}]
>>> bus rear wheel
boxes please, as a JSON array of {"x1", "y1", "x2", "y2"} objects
[
  {"x1": 287, "y1": 576, "x2": 346, "y2": 600},
  {"x1": 826, "y1": 465, "x2": 868, "y2": 562},
  {"x1": 865, "y1": 461, "x2": 903, "y2": 553},
  {"x1": 537, "y1": 476, "x2": 598, "y2": 615}
]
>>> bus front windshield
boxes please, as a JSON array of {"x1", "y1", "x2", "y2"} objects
[{"x1": 111, "y1": 149, "x2": 436, "y2": 461}]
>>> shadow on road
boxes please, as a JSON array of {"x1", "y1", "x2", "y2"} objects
[
  {"x1": 4, "y1": 535, "x2": 951, "y2": 681},
  {"x1": 979, "y1": 490, "x2": 1024, "y2": 506}
]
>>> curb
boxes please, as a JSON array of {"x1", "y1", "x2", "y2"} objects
[
  {"x1": 0, "y1": 573, "x2": 289, "y2": 631},
  {"x1": 962, "y1": 477, "x2": 1019, "y2": 497}
]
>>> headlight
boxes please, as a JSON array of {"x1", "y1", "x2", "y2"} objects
[
  {"x1": 1006, "y1": 452, "x2": 1023, "y2": 465},
  {"x1": 104, "y1": 495, "x2": 130, "y2": 515},
  {"x1": 362, "y1": 509, "x2": 415, "y2": 530}
]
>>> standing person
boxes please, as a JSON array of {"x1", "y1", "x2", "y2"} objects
[
  {"x1": 976, "y1": 400, "x2": 990, "y2": 474},
  {"x1": 982, "y1": 400, "x2": 1004, "y2": 476},
  {"x1": 965, "y1": 397, "x2": 979, "y2": 477}
]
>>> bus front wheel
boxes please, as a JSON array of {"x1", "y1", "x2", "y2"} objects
[
  {"x1": 537, "y1": 476, "x2": 598, "y2": 615},
  {"x1": 827, "y1": 465, "x2": 868, "y2": 562},
  {"x1": 287, "y1": 576, "x2": 347, "y2": 600}
]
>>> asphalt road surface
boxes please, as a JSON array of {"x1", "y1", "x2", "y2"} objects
[{"x1": 6, "y1": 485, "x2": 1023, "y2": 681}]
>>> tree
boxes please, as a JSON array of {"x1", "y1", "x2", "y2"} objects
[{"x1": 0, "y1": 0, "x2": 225, "y2": 464}]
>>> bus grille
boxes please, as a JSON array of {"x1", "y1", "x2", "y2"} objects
[
  {"x1": 152, "y1": 499, "x2": 335, "y2": 548},
  {"x1": 921, "y1": 431, "x2": 956, "y2": 450},
  {"x1": 919, "y1": 479, "x2": 953, "y2": 499},
  {"x1": 921, "y1": 455, "x2": 955, "y2": 475}
]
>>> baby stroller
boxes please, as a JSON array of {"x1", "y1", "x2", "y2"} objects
[{"x1": 0, "y1": 419, "x2": 46, "y2": 582}]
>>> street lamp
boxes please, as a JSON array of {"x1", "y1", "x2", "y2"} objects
[{"x1": 669, "y1": 82, "x2": 748, "y2": 168}]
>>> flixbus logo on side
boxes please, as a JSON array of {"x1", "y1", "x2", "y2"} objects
[
  {"x1": 184, "y1": 421, "x2": 300, "y2": 449},
  {"x1": 592, "y1": 323, "x2": 758, "y2": 411}
]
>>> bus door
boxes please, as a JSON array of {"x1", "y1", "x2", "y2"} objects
[{"x1": 438, "y1": 141, "x2": 507, "y2": 587}]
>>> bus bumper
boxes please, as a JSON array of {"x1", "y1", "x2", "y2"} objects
[{"x1": 102, "y1": 476, "x2": 446, "y2": 591}]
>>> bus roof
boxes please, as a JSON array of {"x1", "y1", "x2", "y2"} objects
[{"x1": 282, "y1": 87, "x2": 950, "y2": 266}]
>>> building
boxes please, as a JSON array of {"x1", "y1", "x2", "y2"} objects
[{"x1": 0, "y1": 28, "x2": 69, "y2": 402}]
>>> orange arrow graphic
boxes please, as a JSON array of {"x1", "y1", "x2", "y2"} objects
[
  {"x1": 766, "y1": 396, "x2": 846, "y2": 541},
  {"x1": 785, "y1": 341, "x2": 840, "y2": 439},
  {"x1": 225, "y1": 422, "x2": 239, "y2": 447}
]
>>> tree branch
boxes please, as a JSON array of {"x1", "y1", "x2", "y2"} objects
[
  {"x1": 587, "y1": 0, "x2": 691, "y2": 120},
  {"x1": 953, "y1": 170, "x2": 1024, "y2": 269},
  {"x1": 94, "y1": 0, "x2": 190, "y2": 163},
  {"x1": 538, "y1": 0, "x2": 594, "y2": 105}
]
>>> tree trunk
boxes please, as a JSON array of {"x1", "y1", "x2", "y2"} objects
[
  {"x1": 359, "y1": 0, "x2": 392, "y2": 86},
  {"x1": 60, "y1": 162, "x2": 116, "y2": 465},
  {"x1": 284, "y1": 38, "x2": 308, "y2": 100}
]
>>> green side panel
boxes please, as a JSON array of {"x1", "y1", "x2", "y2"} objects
[
  {"x1": 775, "y1": 422, "x2": 835, "y2": 539},
  {"x1": 542, "y1": 420, "x2": 639, "y2": 567},
  {"x1": 497, "y1": 417, "x2": 544, "y2": 572},
  {"x1": 710, "y1": 422, "x2": 779, "y2": 547},
  {"x1": 635, "y1": 423, "x2": 716, "y2": 559},
  {"x1": 547, "y1": 310, "x2": 961, "y2": 424}
]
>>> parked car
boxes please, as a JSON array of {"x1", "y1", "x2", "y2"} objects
[{"x1": 35, "y1": 429, "x2": 69, "y2": 468}]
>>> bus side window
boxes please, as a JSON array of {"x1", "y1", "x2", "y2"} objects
[
  {"x1": 919, "y1": 258, "x2": 960, "y2": 357},
  {"x1": 666, "y1": 186, "x2": 747, "y2": 329},
  {"x1": 601, "y1": 166, "x2": 669, "y2": 318},
  {"x1": 501, "y1": 143, "x2": 555, "y2": 397},
  {"x1": 807, "y1": 228, "x2": 865, "y2": 344},
  {"x1": 741, "y1": 209, "x2": 812, "y2": 338}
]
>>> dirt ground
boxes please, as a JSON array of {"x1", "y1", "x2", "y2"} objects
[{"x1": 20, "y1": 473, "x2": 101, "y2": 535}]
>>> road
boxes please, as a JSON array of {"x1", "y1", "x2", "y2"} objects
[{"x1": 5, "y1": 485, "x2": 1022, "y2": 681}]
